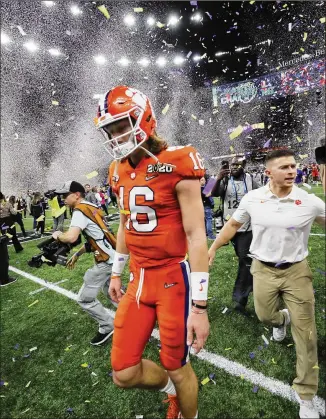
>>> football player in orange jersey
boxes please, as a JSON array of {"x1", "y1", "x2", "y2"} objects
[{"x1": 94, "y1": 86, "x2": 210, "y2": 419}]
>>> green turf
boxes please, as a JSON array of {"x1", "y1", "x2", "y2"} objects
[{"x1": 1, "y1": 186, "x2": 325, "y2": 418}]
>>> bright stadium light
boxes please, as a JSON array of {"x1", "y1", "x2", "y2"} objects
[
  {"x1": 147, "y1": 16, "x2": 156, "y2": 26},
  {"x1": 191, "y1": 13, "x2": 202, "y2": 22},
  {"x1": 173, "y1": 55, "x2": 185, "y2": 65},
  {"x1": 70, "y1": 5, "x2": 82, "y2": 15},
  {"x1": 94, "y1": 55, "x2": 106, "y2": 65},
  {"x1": 124, "y1": 14, "x2": 136, "y2": 26},
  {"x1": 193, "y1": 54, "x2": 201, "y2": 62},
  {"x1": 24, "y1": 41, "x2": 39, "y2": 52},
  {"x1": 168, "y1": 15, "x2": 179, "y2": 26},
  {"x1": 1, "y1": 32, "x2": 11, "y2": 45},
  {"x1": 138, "y1": 57, "x2": 150, "y2": 67},
  {"x1": 48, "y1": 48, "x2": 61, "y2": 56},
  {"x1": 156, "y1": 56, "x2": 167, "y2": 67},
  {"x1": 118, "y1": 57, "x2": 130, "y2": 67},
  {"x1": 43, "y1": 1, "x2": 55, "y2": 6}
]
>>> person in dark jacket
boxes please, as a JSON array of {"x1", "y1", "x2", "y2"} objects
[
  {"x1": 200, "y1": 177, "x2": 215, "y2": 240},
  {"x1": 31, "y1": 192, "x2": 45, "y2": 236},
  {"x1": 0, "y1": 191, "x2": 23, "y2": 254},
  {"x1": 9, "y1": 196, "x2": 27, "y2": 237}
]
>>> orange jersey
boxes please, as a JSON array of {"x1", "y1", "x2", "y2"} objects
[{"x1": 108, "y1": 145, "x2": 205, "y2": 268}]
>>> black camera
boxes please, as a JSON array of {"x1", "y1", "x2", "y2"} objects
[
  {"x1": 44, "y1": 189, "x2": 57, "y2": 200},
  {"x1": 28, "y1": 236, "x2": 82, "y2": 268}
]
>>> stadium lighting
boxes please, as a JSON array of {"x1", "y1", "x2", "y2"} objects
[
  {"x1": 1, "y1": 32, "x2": 10, "y2": 45},
  {"x1": 138, "y1": 58, "x2": 150, "y2": 67},
  {"x1": 70, "y1": 5, "x2": 82, "y2": 15},
  {"x1": 173, "y1": 55, "x2": 185, "y2": 65},
  {"x1": 24, "y1": 41, "x2": 39, "y2": 53},
  {"x1": 124, "y1": 14, "x2": 136, "y2": 26},
  {"x1": 193, "y1": 55, "x2": 201, "y2": 62},
  {"x1": 48, "y1": 48, "x2": 61, "y2": 56},
  {"x1": 147, "y1": 16, "x2": 156, "y2": 26},
  {"x1": 168, "y1": 15, "x2": 179, "y2": 26},
  {"x1": 43, "y1": 1, "x2": 55, "y2": 6},
  {"x1": 191, "y1": 13, "x2": 202, "y2": 22},
  {"x1": 156, "y1": 56, "x2": 167, "y2": 67},
  {"x1": 118, "y1": 57, "x2": 130, "y2": 67},
  {"x1": 94, "y1": 55, "x2": 106, "y2": 65}
]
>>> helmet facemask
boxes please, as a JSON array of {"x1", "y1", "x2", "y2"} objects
[{"x1": 98, "y1": 107, "x2": 148, "y2": 160}]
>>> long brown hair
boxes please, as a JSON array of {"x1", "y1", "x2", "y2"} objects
[
  {"x1": 147, "y1": 131, "x2": 168, "y2": 155},
  {"x1": 32, "y1": 192, "x2": 41, "y2": 205}
]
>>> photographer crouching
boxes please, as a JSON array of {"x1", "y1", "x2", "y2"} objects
[{"x1": 52, "y1": 181, "x2": 117, "y2": 346}]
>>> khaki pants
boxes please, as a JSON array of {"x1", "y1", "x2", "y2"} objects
[{"x1": 251, "y1": 258, "x2": 318, "y2": 400}]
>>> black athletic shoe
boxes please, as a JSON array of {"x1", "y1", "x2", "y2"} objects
[
  {"x1": 90, "y1": 330, "x2": 114, "y2": 346},
  {"x1": 0, "y1": 277, "x2": 18, "y2": 287}
]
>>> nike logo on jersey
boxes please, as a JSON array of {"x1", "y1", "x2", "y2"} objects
[
  {"x1": 145, "y1": 175, "x2": 158, "y2": 181},
  {"x1": 164, "y1": 282, "x2": 178, "y2": 289}
]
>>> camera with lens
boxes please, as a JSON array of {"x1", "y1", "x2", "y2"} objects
[
  {"x1": 44, "y1": 189, "x2": 57, "y2": 200},
  {"x1": 28, "y1": 236, "x2": 82, "y2": 268}
]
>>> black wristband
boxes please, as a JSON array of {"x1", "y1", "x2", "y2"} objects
[{"x1": 192, "y1": 301, "x2": 208, "y2": 310}]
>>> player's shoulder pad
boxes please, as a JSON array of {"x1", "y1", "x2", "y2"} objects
[{"x1": 162, "y1": 144, "x2": 205, "y2": 179}]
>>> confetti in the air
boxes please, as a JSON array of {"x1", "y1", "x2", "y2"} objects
[{"x1": 97, "y1": 5, "x2": 110, "y2": 19}]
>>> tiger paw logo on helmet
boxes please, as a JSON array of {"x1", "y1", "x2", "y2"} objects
[{"x1": 94, "y1": 85, "x2": 157, "y2": 161}]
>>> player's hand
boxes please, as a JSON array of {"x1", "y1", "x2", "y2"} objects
[
  {"x1": 208, "y1": 247, "x2": 216, "y2": 267},
  {"x1": 109, "y1": 274, "x2": 123, "y2": 303},
  {"x1": 66, "y1": 254, "x2": 78, "y2": 270},
  {"x1": 52, "y1": 231, "x2": 63, "y2": 241},
  {"x1": 186, "y1": 310, "x2": 209, "y2": 354}
]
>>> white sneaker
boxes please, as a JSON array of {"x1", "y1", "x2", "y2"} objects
[
  {"x1": 273, "y1": 309, "x2": 290, "y2": 342},
  {"x1": 295, "y1": 394, "x2": 320, "y2": 419}
]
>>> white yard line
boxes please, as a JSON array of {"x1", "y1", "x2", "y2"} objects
[{"x1": 8, "y1": 266, "x2": 326, "y2": 416}]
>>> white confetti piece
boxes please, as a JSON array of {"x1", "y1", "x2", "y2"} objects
[
  {"x1": 222, "y1": 307, "x2": 228, "y2": 314},
  {"x1": 262, "y1": 335, "x2": 269, "y2": 345},
  {"x1": 29, "y1": 347, "x2": 37, "y2": 352},
  {"x1": 25, "y1": 381, "x2": 31, "y2": 388},
  {"x1": 199, "y1": 120, "x2": 204, "y2": 126},
  {"x1": 186, "y1": 51, "x2": 193, "y2": 58},
  {"x1": 17, "y1": 26, "x2": 27, "y2": 36}
]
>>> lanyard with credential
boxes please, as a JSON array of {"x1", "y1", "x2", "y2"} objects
[{"x1": 230, "y1": 175, "x2": 248, "y2": 203}]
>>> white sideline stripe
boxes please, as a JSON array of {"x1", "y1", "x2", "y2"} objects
[
  {"x1": 310, "y1": 233, "x2": 326, "y2": 237},
  {"x1": 8, "y1": 266, "x2": 326, "y2": 416}
]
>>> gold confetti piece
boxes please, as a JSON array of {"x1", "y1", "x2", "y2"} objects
[
  {"x1": 21, "y1": 408, "x2": 30, "y2": 414},
  {"x1": 28, "y1": 300, "x2": 39, "y2": 308},
  {"x1": 229, "y1": 125, "x2": 243, "y2": 140},
  {"x1": 290, "y1": 105, "x2": 294, "y2": 112},
  {"x1": 25, "y1": 381, "x2": 31, "y2": 388},
  {"x1": 283, "y1": 3, "x2": 288, "y2": 8},
  {"x1": 229, "y1": 103, "x2": 234, "y2": 109},
  {"x1": 162, "y1": 104, "x2": 170, "y2": 115},
  {"x1": 191, "y1": 114, "x2": 197, "y2": 120},
  {"x1": 296, "y1": 136, "x2": 302, "y2": 143},
  {"x1": 133, "y1": 7, "x2": 143, "y2": 12},
  {"x1": 120, "y1": 209, "x2": 130, "y2": 215},
  {"x1": 270, "y1": 106, "x2": 276, "y2": 110},
  {"x1": 313, "y1": 365, "x2": 320, "y2": 369},
  {"x1": 29, "y1": 347, "x2": 37, "y2": 352},
  {"x1": 253, "y1": 122, "x2": 265, "y2": 129},
  {"x1": 225, "y1": 214, "x2": 231, "y2": 221},
  {"x1": 64, "y1": 345, "x2": 73, "y2": 352},
  {"x1": 97, "y1": 5, "x2": 110, "y2": 19},
  {"x1": 81, "y1": 363, "x2": 89, "y2": 368},
  {"x1": 3, "y1": 382, "x2": 9, "y2": 387},
  {"x1": 212, "y1": 79, "x2": 218, "y2": 84},
  {"x1": 240, "y1": 374, "x2": 244, "y2": 379},
  {"x1": 300, "y1": 48, "x2": 305, "y2": 52},
  {"x1": 271, "y1": 358, "x2": 277, "y2": 364},
  {"x1": 287, "y1": 344, "x2": 293, "y2": 347},
  {"x1": 249, "y1": 0, "x2": 255, "y2": 3},
  {"x1": 48, "y1": 370, "x2": 54, "y2": 373},
  {"x1": 319, "y1": 17, "x2": 325, "y2": 23},
  {"x1": 6, "y1": 233, "x2": 13, "y2": 239},
  {"x1": 83, "y1": 350, "x2": 90, "y2": 356},
  {"x1": 41, "y1": 256, "x2": 52, "y2": 263},
  {"x1": 299, "y1": 154, "x2": 308, "y2": 159},
  {"x1": 52, "y1": 100, "x2": 59, "y2": 106},
  {"x1": 230, "y1": 146, "x2": 234, "y2": 152},
  {"x1": 303, "y1": 32, "x2": 307, "y2": 42},
  {"x1": 86, "y1": 170, "x2": 98, "y2": 180},
  {"x1": 156, "y1": 21, "x2": 165, "y2": 28},
  {"x1": 225, "y1": 348, "x2": 232, "y2": 351},
  {"x1": 85, "y1": 400, "x2": 91, "y2": 403},
  {"x1": 201, "y1": 377, "x2": 210, "y2": 385},
  {"x1": 10, "y1": 224, "x2": 16, "y2": 229},
  {"x1": 36, "y1": 215, "x2": 45, "y2": 222}
]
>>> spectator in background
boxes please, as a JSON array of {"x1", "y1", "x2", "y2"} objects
[
  {"x1": 9, "y1": 196, "x2": 27, "y2": 237},
  {"x1": 315, "y1": 136, "x2": 325, "y2": 193},
  {"x1": 107, "y1": 184, "x2": 117, "y2": 208},
  {"x1": 311, "y1": 164, "x2": 319, "y2": 185},
  {"x1": 31, "y1": 192, "x2": 45, "y2": 237},
  {"x1": 211, "y1": 155, "x2": 259, "y2": 312},
  {"x1": 295, "y1": 164, "x2": 303, "y2": 186},
  {"x1": 252, "y1": 168, "x2": 263, "y2": 187},
  {"x1": 200, "y1": 177, "x2": 215, "y2": 240},
  {"x1": 84, "y1": 184, "x2": 98, "y2": 205},
  {"x1": 25, "y1": 191, "x2": 32, "y2": 215},
  {"x1": 302, "y1": 165, "x2": 308, "y2": 184},
  {"x1": 99, "y1": 187, "x2": 109, "y2": 215},
  {"x1": 0, "y1": 192, "x2": 24, "y2": 253}
]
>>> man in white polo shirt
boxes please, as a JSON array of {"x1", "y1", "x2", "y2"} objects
[{"x1": 208, "y1": 149, "x2": 325, "y2": 419}]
